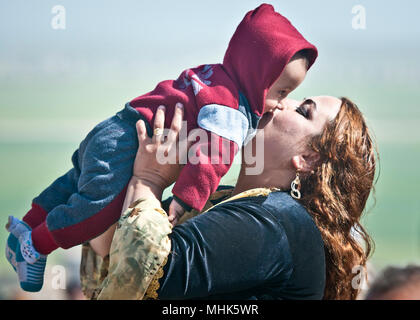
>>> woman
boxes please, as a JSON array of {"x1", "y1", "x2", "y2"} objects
[{"x1": 83, "y1": 95, "x2": 377, "y2": 300}]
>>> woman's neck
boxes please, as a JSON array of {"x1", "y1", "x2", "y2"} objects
[{"x1": 232, "y1": 163, "x2": 292, "y2": 196}]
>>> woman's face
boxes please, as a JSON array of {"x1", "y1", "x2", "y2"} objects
[{"x1": 255, "y1": 95, "x2": 342, "y2": 172}]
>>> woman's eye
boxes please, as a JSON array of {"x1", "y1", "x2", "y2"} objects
[{"x1": 296, "y1": 105, "x2": 309, "y2": 118}]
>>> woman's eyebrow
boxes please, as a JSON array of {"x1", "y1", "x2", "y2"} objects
[
  {"x1": 301, "y1": 98, "x2": 318, "y2": 111},
  {"x1": 309, "y1": 99, "x2": 317, "y2": 111}
]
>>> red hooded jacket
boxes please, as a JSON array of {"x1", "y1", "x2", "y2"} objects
[{"x1": 129, "y1": 3, "x2": 317, "y2": 211}]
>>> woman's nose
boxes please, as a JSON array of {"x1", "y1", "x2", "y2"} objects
[{"x1": 281, "y1": 98, "x2": 300, "y2": 110}]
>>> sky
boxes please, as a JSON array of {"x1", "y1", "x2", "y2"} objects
[{"x1": 1, "y1": 0, "x2": 419, "y2": 85}]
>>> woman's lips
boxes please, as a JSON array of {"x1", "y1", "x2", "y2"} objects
[{"x1": 258, "y1": 109, "x2": 275, "y2": 129}]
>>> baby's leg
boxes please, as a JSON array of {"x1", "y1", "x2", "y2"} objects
[
  {"x1": 30, "y1": 115, "x2": 138, "y2": 255},
  {"x1": 23, "y1": 150, "x2": 81, "y2": 229},
  {"x1": 7, "y1": 115, "x2": 138, "y2": 292},
  {"x1": 21, "y1": 114, "x2": 119, "y2": 229},
  {"x1": 5, "y1": 151, "x2": 80, "y2": 276}
]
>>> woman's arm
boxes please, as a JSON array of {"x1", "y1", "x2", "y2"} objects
[{"x1": 121, "y1": 177, "x2": 163, "y2": 213}]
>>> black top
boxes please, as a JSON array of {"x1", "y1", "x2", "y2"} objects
[{"x1": 158, "y1": 190, "x2": 326, "y2": 300}]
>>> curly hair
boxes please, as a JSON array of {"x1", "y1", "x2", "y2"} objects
[{"x1": 299, "y1": 97, "x2": 378, "y2": 299}]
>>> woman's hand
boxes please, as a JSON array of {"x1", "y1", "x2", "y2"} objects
[
  {"x1": 133, "y1": 103, "x2": 185, "y2": 193},
  {"x1": 90, "y1": 104, "x2": 186, "y2": 257}
]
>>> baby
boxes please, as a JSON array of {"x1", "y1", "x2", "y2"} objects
[{"x1": 5, "y1": 4, "x2": 317, "y2": 292}]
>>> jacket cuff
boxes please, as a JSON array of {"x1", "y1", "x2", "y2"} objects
[
  {"x1": 22, "y1": 203, "x2": 48, "y2": 229},
  {"x1": 31, "y1": 221, "x2": 59, "y2": 255},
  {"x1": 172, "y1": 195, "x2": 193, "y2": 212}
]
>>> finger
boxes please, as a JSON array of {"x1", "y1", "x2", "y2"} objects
[
  {"x1": 136, "y1": 120, "x2": 148, "y2": 144},
  {"x1": 153, "y1": 105, "x2": 166, "y2": 144},
  {"x1": 168, "y1": 212, "x2": 178, "y2": 225},
  {"x1": 168, "y1": 205, "x2": 175, "y2": 221},
  {"x1": 168, "y1": 103, "x2": 184, "y2": 143},
  {"x1": 168, "y1": 201, "x2": 179, "y2": 221}
]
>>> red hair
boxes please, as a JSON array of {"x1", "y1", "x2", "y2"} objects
[{"x1": 300, "y1": 97, "x2": 377, "y2": 299}]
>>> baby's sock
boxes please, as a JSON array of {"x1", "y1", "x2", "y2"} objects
[
  {"x1": 6, "y1": 216, "x2": 47, "y2": 292},
  {"x1": 16, "y1": 230, "x2": 47, "y2": 292},
  {"x1": 5, "y1": 233, "x2": 17, "y2": 272},
  {"x1": 5, "y1": 216, "x2": 31, "y2": 272}
]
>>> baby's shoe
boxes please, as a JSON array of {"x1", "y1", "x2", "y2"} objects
[
  {"x1": 5, "y1": 216, "x2": 31, "y2": 272},
  {"x1": 16, "y1": 230, "x2": 47, "y2": 292}
]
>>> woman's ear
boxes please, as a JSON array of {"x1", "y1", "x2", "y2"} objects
[{"x1": 291, "y1": 152, "x2": 320, "y2": 173}]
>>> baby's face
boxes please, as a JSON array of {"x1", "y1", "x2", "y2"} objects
[{"x1": 264, "y1": 57, "x2": 308, "y2": 113}]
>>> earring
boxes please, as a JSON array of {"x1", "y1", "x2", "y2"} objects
[{"x1": 290, "y1": 172, "x2": 301, "y2": 200}]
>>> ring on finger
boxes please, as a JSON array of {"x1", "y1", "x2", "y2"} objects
[{"x1": 154, "y1": 128, "x2": 164, "y2": 136}]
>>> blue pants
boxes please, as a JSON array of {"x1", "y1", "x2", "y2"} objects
[{"x1": 31, "y1": 104, "x2": 145, "y2": 249}]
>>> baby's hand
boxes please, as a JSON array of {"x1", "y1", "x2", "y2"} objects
[{"x1": 168, "y1": 199, "x2": 185, "y2": 226}]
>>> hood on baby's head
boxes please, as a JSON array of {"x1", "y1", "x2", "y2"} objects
[{"x1": 223, "y1": 3, "x2": 318, "y2": 116}]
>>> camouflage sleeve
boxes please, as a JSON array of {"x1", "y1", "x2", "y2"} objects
[
  {"x1": 95, "y1": 197, "x2": 173, "y2": 300},
  {"x1": 79, "y1": 242, "x2": 110, "y2": 300}
]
